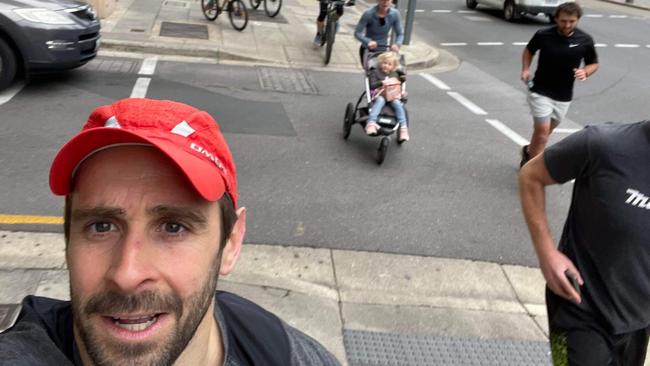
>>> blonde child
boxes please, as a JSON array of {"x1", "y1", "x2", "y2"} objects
[{"x1": 365, "y1": 52, "x2": 408, "y2": 142}]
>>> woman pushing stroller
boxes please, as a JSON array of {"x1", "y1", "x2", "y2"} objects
[{"x1": 365, "y1": 51, "x2": 409, "y2": 142}]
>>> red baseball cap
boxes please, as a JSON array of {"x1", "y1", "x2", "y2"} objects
[{"x1": 49, "y1": 98, "x2": 238, "y2": 207}]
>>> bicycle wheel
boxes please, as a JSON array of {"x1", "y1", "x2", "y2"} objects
[
  {"x1": 249, "y1": 0, "x2": 261, "y2": 9},
  {"x1": 324, "y1": 18, "x2": 336, "y2": 65},
  {"x1": 264, "y1": 0, "x2": 282, "y2": 17},
  {"x1": 201, "y1": 0, "x2": 219, "y2": 20},
  {"x1": 228, "y1": 0, "x2": 249, "y2": 31}
]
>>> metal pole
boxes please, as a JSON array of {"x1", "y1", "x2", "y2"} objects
[{"x1": 403, "y1": 0, "x2": 416, "y2": 45}]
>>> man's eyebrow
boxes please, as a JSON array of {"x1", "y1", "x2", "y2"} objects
[
  {"x1": 71, "y1": 207, "x2": 125, "y2": 221},
  {"x1": 148, "y1": 205, "x2": 208, "y2": 225}
]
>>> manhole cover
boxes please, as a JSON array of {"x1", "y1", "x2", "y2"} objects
[
  {"x1": 344, "y1": 330, "x2": 552, "y2": 366},
  {"x1": 257, "y1": 67, "x2": 318, "y2": 94},
  {"x1": 160, "y1": 22, "x2": 208, "y2": 39},
  {"x1": 248, "y1": 9, "x2": 288, "y2": 24}
]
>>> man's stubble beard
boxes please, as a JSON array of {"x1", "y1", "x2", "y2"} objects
[{"x1": 71, "y1": 255, "x2": 222, "y2": 366}]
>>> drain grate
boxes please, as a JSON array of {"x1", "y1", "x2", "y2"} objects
[
  {"x1": 344, "y1": 329, "x2": 552, "y2": 366},
  {"x1": 257, "y1": 67, "x2": 318, "y2": 94},
  {"x1": 163, "y1": 0, "x2": 190, "y2": 8},
  {"x1": 83, "y1": 58, "x2": 140, "y2": 73},
  {"x1": 160, "y1": 22, "x2": 208, "y2": 39},
  {"x1": 248, "y1": 9, "x2": 288, "y2": 24}
]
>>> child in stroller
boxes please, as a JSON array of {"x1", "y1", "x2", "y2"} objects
[{"x1": 365, "y1": 51, "x2": 409, "y2": 142}]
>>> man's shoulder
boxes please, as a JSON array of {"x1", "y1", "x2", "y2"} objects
[
  {"x1": 216, "y1": 291, "x2": 340, "y2": 365},
  {"x1": 0, "y1": 296, "x2": 74, "y2": 365},
  {"x1": 534, "y1": 26, "x2": 557, "y2": 37}
]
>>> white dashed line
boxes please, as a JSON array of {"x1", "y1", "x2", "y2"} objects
[
  {"x1": 615, "y1": 44, "x2": 640, "y2": 48},
  {"x1": 0, "y1": 82, "x2": 25, "y2": 106},
  {"x1": 432, "y1": 9, "x2": 452, "y2": 13},
  {"x1": 554, "y1": 128, "x2": 580, "y2": 134},
  {"x1": 457, "y1": 10, "x2": 476, "y2": 13},
  {"x1": 485, "y1": 119, "x2": 529, "y2": 146},
  {"x1": 585, "y1": 14, "x2": 603, "y2": 17},
  {"x1": 420, "y1": 73, "x2": 451, "y2": 90},
  {"x1": 440, "y1": 42, "x2": 467, "y2": 46},
  {"x1": 512, "y1": 42, "x2": 528, "y2": 46},
  {"x1": 447, "y1": 92, "x2": 487, "y2": 115},
  {"x1": 138, "y1": 56, "x2": 158, "y2": 75},
  {"x1": 130, "y1": 77, "x2": 152, "y2": 98},
  {"x1": 595, "y1": 43, "x2": 608, "y2": 47},
  {"x1": 477, "y1": 42, "x2": 504, "y2": 46},
  {"x1": 415, "y1": 9, "x2": 425, "y2": 12},
  {"x1": 609, "y1": 14, "x2": 628, "y2": 18}
]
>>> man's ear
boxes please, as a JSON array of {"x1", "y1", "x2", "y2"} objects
[{"x1": 219, "y1": 207, "x2": 246, "y2": 275}]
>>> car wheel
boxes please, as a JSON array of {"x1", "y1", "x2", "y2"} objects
[
  {"x1": 503, "y1": 0, "x2": 521, "y2": 21},
  {"x1": 466, "y1": 0, "x2": 478, "y2": 9},
  {"x1": 0, "y1": 38, "x2": 17, "y2": 91}
]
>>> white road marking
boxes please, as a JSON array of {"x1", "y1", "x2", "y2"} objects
[
  {"x1": 0, "y1": 82, "x2": 25, "y2": 106},
  {"x1": 440, "y1": 42, "x2": 467, "y2": 46},
  {"x1": 609, "y1": 14, "x2": 627, "y2": 18},
  {"x1": 464, "y1": 15, "x2": 492, "y2": 21},
  {"x1": 432, "y1": 9, "x2": 452, "y2": 13},
  {"x1": 615, "y1": 44, "x2": 640, "y2": 48},
  {"x1": 585, "y1": 14, "x2": 603, "y2": 17},
  {"x1": 554, "y1": 128, "x2": 580, "y2": 134},
  {"x1": 485, "y1": 119, "x2": 529, "y2": 146},
  {"x1": 447, "y1": 92, "x2": 487, "y2": 115},
  {"x1": 595, "y1": 43, "x2": 608, "y2": 47},
  {"x1": 477, "y1": 42, "x2": 504, "y2": 46},
  {"x1": 512, "y1": 42, "x2": 528, "y2": 46},
  {"x1": 130, "y1": 77, "x2": 151, "y2": 98},
  {"x1": 420, "y1": 73, "x2": 451, "y2": 90},
  {"x1": 138, "y1": 56, "x2": 158, "y2": 75},
  {"x1": 415, "y1": 9, "x2": 425, "y2": 12},
  {"x1": 457, "y1": 10, "x2": 476, "y2": 13}
]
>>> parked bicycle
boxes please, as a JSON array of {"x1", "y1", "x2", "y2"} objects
[
  {"x1": 322, "y1": 0, "x2": 345, "y2": 65},
  {"x1": 249, "y1": 0, "x2": 282, "y2": 17},
  {"x1": 202, "y1": 0, "x2": 249, "y2": 31}
]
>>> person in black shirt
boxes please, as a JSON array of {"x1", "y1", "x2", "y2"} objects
[
  {"x1": 519, "y1": 2, "x2": 598, "y2": 167},
  {"x1": 519, "y1": 121, "x2": 650, "y2": 365},
  {"x1": 0, "y1": 98, "x2": 340, "y2": 366}
]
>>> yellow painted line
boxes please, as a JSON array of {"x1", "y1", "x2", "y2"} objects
[{"x1": 0, "y1": 214, "x2": 63, "y2": 225}]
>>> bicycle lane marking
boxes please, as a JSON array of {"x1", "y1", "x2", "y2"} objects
[
  {"x1": 130, "y1": 56, "x2": 158, "y2": 98},
  {"x1": 0, "y1": 214, "x2": 62, "y2": 225},
  {"x1": 0, "y1": 82, "x2": 26, "y2": 106}
]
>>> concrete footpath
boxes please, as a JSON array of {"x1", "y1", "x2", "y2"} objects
[
  {"x1": 97, "y1": 0, "x2": 440, "y2": 71},
  {"x1": 0, "y1": 230, "x2": 554, "y2": 365}
]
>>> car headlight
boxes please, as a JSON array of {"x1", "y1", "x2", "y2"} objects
[{"x1": 14, "y1": 8, "x2": 75, "y2": 25}]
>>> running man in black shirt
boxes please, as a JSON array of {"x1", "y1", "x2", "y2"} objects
[
  {"x1": 520, "y1": 2, "x2": 598, "y2": 167},
  {"x1": 519, "y1": 121, "x2": 650, "y2": 365}
]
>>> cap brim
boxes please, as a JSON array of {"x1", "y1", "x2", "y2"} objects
[{"x1": 49, "y1": 128, "x2": 227, "y2": 202}]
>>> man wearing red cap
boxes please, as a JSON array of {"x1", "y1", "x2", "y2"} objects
[{"x1": 0, "y1": 98, "x2": 340, "y2": 366}]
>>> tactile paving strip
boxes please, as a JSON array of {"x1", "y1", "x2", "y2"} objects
[{"x1": 344, "y1": 329, "x2": 551, "y2": 366}]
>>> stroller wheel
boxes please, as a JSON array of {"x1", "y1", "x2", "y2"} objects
[
  {"x1": 377, "y1": 137, "x2": 390, "y2": 164},
  {"x1": 343, "y1": 102, "x2": 354, "y2": 140}
]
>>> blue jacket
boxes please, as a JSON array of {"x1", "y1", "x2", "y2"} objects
[{"x1": 354, "y1": 6, "x2": 404, "y2": 48}]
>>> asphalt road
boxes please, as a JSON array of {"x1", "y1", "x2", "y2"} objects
[{"x1": 1, "y1": 1, "x2": 648, "y2": 266}]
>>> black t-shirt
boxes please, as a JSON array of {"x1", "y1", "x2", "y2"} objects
[
  {"x1": 544, "y1": 121, "x2": 650, "y2": 334},
  {"x1": 0, "y1": 292, "x2": 340, "y2": 366},
  {"x1": 527, "y1": 27, "x2": 598, "y2": 102}
]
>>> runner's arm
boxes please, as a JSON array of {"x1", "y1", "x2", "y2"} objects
[
  {"x1": 521, "y1": 48, "x2": 533, "y2": 82},
  {"x1": 354, "y1": 12, "x2": 372, "y2": 46},
  {"x1": 519, "y1": 154, "x2": 583, "y2": 304},
  {"x1": 574, "y1": 63, "x2": 598, "y2": 81},
  {"x1": 392, "y1": 11, "x2": 404, "y2": 47}
]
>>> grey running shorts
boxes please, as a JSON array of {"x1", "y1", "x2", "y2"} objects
[{"x1": 527, "y1": 91, "x2": 571, "y2": 127}]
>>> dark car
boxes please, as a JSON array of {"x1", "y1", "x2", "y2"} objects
[{"x1": 0, "y1": 0, "x2": 100, "y2": 90}]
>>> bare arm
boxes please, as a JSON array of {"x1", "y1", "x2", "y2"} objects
[
  {"x1": 574, "y1": 63, "x2": 599, "y2": 81},
  {"x1": 521, "y1": 48, "x2": 533, "y2": 82},
  {"x1": 518, "y1": 153, "x2": 583, "y2": 303}
]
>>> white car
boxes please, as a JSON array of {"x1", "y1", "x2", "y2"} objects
[{"x1": 466, "y1": 0, "x2": 573, "y2": 22}]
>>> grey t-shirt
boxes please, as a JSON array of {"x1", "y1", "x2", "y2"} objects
[
  {"x1": 0, "y1": 292, "x2": 341, "y2": 366},
  {"x1": 544, "y1": 121, "x2": 650, "y2": 334}
]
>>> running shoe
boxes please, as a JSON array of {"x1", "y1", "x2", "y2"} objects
[{"x1": 520, "y1": 144, "x2": 530, "y2": 168}]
